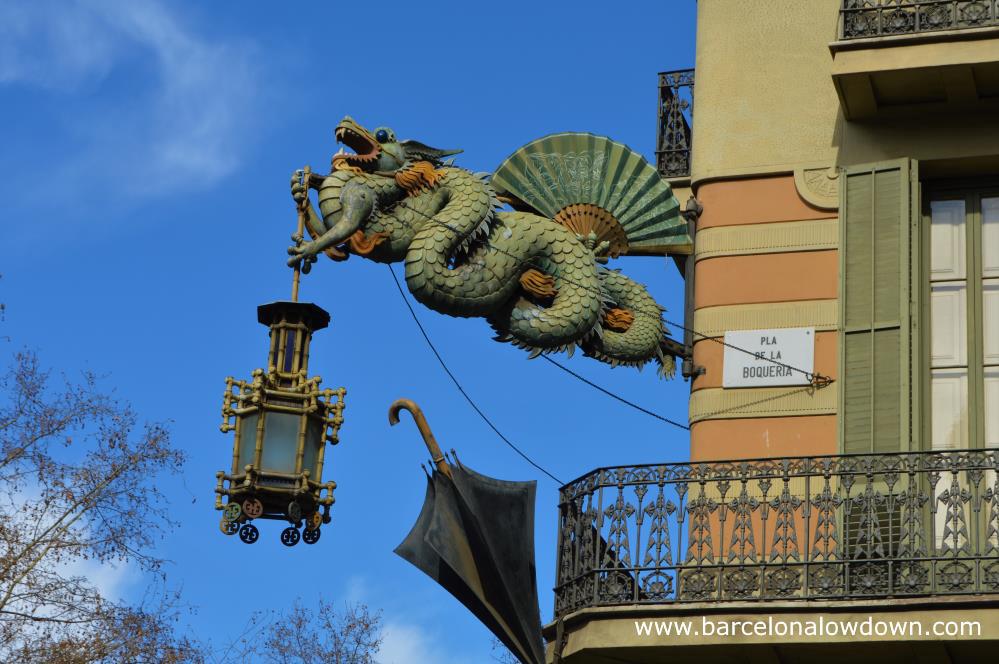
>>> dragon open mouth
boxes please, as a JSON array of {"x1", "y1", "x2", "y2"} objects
[{"x1": 333, "y1": 119, "x2": 381, "y2": 171}]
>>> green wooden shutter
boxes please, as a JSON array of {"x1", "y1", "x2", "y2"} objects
[{"x1": 840, "y1": 160, "x2": 919, "y2": 454}]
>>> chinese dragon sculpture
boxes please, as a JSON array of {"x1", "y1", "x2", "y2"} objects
[{"x1": 288, "y1": 117, "x2": 691, "y2": 377}]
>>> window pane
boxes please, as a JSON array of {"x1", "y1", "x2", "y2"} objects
[
  {"x1": 237, "y1": 412, "x2": 259, "y2": 471},
  {"x1": 930, "y1": 199, "x2": 966, "y2": 281},
  {"x1": 983, "y1": 197, "x2": 999, "y2": 279},
  {"x1": 985, "y1": 369, "x2": 999, "y2": 447},
  {"x1": 261, "y1": 412, "x2": 300, "y2": 474},
  {"x1": 986, "y1": 279, "x2": 999, "y2": 365},
  {"x1": 301, "y1": 416, "x2": 323, "y2": 479},
  {"x1": 987, "y1": 367, "x2": 998, "y2": 547},
  {"x1": 283, "y1": 330, "x2": 298, "y2": 373},
  {"x1": 931, "y1": 369, "x2": 968, "y2": 450},
  {"x1": 931, "y1": 283, "x2": 967, "y2": 367},
  {"x1": 986, "y1": 369, "x2": 999, "y2": 448}
]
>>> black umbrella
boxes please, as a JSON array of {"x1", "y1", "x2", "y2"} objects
[{"x1": 389, "y1": 399, "x2": 546, "y2": 664}]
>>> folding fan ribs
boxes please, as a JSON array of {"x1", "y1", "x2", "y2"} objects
[
  {"x1": 552, "y1": 203, "x2": 629, "y2": 257},
  {"x1": 491, "y1": 132, "x2": 689, "y2": 257}
]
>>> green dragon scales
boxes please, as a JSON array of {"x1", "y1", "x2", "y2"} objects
[{"x1": 288, "y1": 117, "x2": 691, "y2": 377}]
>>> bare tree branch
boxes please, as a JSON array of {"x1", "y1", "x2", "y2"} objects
[
  {"x1": 216, "y1": 599, "x2": 382, "y2": 664},
  {"x1": 0, "y1": 350, "x2": 195, "y2": 662}
]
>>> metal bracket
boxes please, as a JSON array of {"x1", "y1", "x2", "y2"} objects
[
  {"x1": 660, "y1": 337, "x2": 689, "y2": 360},
  {"x1": 682, "y1": 195, "x2": 703, "y2": 222},
  {"x1": 681, "y1": 358, "x2": 706, "y2": 381},
  {"x1": 679, "y1": 195, "x2": 702, "y2": 382}
]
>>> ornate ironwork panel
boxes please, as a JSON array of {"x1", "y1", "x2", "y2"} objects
[
  {"x1": 553, "y1": 449, "x2": 999, "y2": 617},
  {"x1": 840, "y1": 1, "x2": 999, "y2": 39},
  {"x1": 657, "y1": 69, "x2": 694, "y2": 179}
]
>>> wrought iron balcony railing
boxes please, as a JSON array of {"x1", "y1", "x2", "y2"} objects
[
  {"x1": 656, "y1": 69, "x2": 694, "y2": 179},
  {"x1": 554, "y1": 449, "x2": 999, "y2": 617},
  {"x1": 840, "y1": 0, "x2": 999, "y2": 39}
]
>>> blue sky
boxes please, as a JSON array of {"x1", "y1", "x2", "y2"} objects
[{"x1": 0, "y1": 1, "x2": 696, "y2": 660}]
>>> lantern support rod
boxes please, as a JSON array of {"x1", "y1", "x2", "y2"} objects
[
  {"x1": 388, "y1": 398, "x2": 452, "y2": 479},
  {"x1": 290, "y1": 165, "x2": 312, "y2": 303}
]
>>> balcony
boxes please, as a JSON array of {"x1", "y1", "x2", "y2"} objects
[
  {"x1": 840, "y1": 1, "x2": 999, "y2": 40},
  {"x1": 831, "y1": 2, "x2": 999, "y2": 119},
  {"x1": 547, "y1": 449, "x2": 999, "y2": 662},
  {"x1": 656, "y1": 69, "x2": 694, "y2": 180}
]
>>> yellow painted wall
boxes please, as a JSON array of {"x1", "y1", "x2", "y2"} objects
[
  {"x1": 692, "y1": 0, "x2": 999, "y2": 185},
  {"x1": 687, "y1": 1, "x2": 999, "y2": 462},
  {"x1": 691, "y1": 0, "x2": 842, "y2": 184}
]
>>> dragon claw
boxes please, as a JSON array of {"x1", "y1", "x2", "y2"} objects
[
  {"x1": 287, "y1": 240, "x2": 318, "y2": 266},
  {"x1": 290, "y1": 171, "x2": 309, "y2": 206}
]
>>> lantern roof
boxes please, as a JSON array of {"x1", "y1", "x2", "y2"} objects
[{"x1": 256, "y1": 300, "x2": 330, "y2": 330}]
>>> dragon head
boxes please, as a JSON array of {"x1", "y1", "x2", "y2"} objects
[{"x1": 332, "y1": 116, "x2": 462, "y2": 174}]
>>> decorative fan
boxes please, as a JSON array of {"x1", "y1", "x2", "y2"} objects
[{"x1": 492, "y1": 132, "x2": 690, "y2": 257}]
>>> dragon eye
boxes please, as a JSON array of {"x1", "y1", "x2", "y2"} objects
[{"x1": 375, "y1": 129, "x2": 389, "y2": 143}]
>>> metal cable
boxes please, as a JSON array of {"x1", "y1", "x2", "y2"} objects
[
  {"x1": 694, "y1": 384, "x2": 821, "y2": 421},
  {"x1": 387, "y1": 197, "x2": 832, "y2": 384},
  {"x1": 387, "y1": 264, "x2": 564, "y2": 484},
  {"x1": 380, "y1": 199, "x2": 692, "y2": 431},
  {"x1": 302, "y1": 176, "x2": 832, "y2": 458},
  {"x1": 539, "y1": 355, "x2": 690, "y2": 431}
]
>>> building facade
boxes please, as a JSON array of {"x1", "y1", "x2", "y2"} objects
[{"x1": 547, "y1": 2, "x2": 999, "y2": 661}]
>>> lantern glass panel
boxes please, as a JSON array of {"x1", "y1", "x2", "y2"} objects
[
  {"x1": 260, "y1": 412, "x2": 301, "y2": 474},
  {"x1": 283, "y1": 330, "x2": 297, "y2": 373},
  {"x1": 302, "y1": 416, "x2": 323, "y2": 478},
  {"x1": 236, "y1": 412, "x2": 259, "y2": 472}
]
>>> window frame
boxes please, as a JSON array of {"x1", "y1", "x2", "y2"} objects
[{"x1": 920, "y1": 180, "x2": 999, "y2": 452}]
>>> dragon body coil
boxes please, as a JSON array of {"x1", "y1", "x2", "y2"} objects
[{"x1": 289, "y1": 118, "x2": 690, "y2": 377}]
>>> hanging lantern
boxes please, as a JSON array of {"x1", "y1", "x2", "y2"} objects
[
  {"x1": 213, "y1": 166, "x2": 346, "y2": 546},
  {"x1": 214, "y1": 301, "x2": 345, "y2": 545}
]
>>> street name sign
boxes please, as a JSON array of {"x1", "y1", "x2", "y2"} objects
[{"x1": 722, "y1": 327, "x2": 815, "y2": 388}]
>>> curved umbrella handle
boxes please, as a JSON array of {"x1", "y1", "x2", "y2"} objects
[{"x1": 388, "y1": 398, "x2": 452, "y2": 478}]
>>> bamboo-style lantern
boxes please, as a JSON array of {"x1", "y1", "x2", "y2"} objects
[
  {"x1": 213, "y1": 166, "x2": 346, "y2": 546},
  {"x1": 214, "y1": 301, "x2": 345, "y2": 546}
]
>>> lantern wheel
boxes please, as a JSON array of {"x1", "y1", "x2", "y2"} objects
[
  {"x1": 220, "y1": 518, "x2": 239, "y2": 536},
  {"x1": 302, "y1": 528, "x2": 321, "y2": 545},
  {"x1": 242, "y1": 497, "x2": 264, "y2": 519},
  {"x1": 286, "y1": 501, "x2": 302, "y2": 523},
  {"x1": 280, "y1": 526, "x2": 301, "y2": 547},
  {"x1": 307, "y1": 511, "x2": 322, "y2": 530},
  {"x1": 238, "y1": 523, "x2": 259, "y2": 544},
  {"x1": 223, "y1": 503, "x2": 242, "y2": 523}
]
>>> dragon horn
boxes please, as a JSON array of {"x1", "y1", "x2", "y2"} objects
[{"x1": 400, "y1": 139, "x2": 463, "y2": 164}]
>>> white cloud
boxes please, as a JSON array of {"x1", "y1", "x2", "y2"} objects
[
  {"x1": 0, "y1": 2, "x2": 117, "y2": 90},
  {"x1": 0, "y1": 0, "x2": 264, "y2": 200},
  {"x1": 2, "y1": 482, "x2": 140, "y2": 609},
  {"x1": 58, "y1": 555, "x2": 139, "y2": 603},
  {"x1": 343, "y1": 575, "x2": 370, "y2": 604},
  {"x1": 339, "y1": 577, "x2": 476, "y2": 663},
  {"x1": 378, "y1": 620, "x2": 452, "y2": 664}
]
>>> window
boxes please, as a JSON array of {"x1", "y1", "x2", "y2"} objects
[
  {"x1": 840, "y1": 163, "x2": 999, "y2": 455},
  {"x1": 840, "y1": 172, "x2": 998, "y2": 558},
  {"x1": 927, "y1": 189, "x2": 999, "y2": 451}
]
